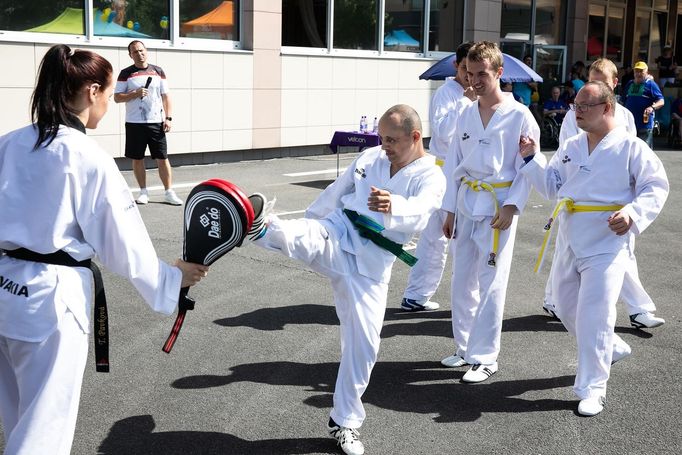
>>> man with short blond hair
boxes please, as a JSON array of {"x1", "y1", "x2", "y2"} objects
[{"x1": 441, "y1": 41, "x2": 540, "y2": 382}]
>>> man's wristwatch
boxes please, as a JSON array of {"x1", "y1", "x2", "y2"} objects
[{"x1": 166, "y1": 117, "x2": 173, "y2": 121}]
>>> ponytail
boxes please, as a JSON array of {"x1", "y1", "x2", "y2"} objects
[{"x1": 30, "y1": 44, "x2": 112, "y2": 149}]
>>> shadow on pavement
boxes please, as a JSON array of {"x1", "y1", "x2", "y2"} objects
[
  {"x1": 214, "y1": 305, "x2": 567, "y2": 337},
  {"x1": 290, "y1": 179, "x2": 335, "y2": 190},
  {"x1": 171, "y1": 361, "x2": 575, "y2": 422},
  {"x1": 97, "y1": 415, "x2": 331, "y2": 455}
]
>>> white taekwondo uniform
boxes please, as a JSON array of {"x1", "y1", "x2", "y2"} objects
[
  {"x1": 443, "y1": 95, "x2": 539, "y2": 365},
  {"x1": 403, "y1": 78, "x2": 472, "y2": 304},
  {"x1": 520, "y1": 127, "x2": 668, "y2": 400},
  {"x1": 546, "y1": 105, "x2": 655, "y2": 316},
  {"x1": 256, "y1": 145, "x2": 444, "y2": 428},
  {"x1": 0, "y1": 124, "x2": 181, "y2": 455}
]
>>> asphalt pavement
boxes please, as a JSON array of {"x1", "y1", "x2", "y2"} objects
[{"x1": 1, "y1": 149, "x2": 681, "y2": 455}]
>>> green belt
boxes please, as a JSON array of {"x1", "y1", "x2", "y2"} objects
[{"x1": 343, "y1": 209, "x2": 418, "y2": 267}]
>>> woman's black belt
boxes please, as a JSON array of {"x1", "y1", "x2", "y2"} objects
[{"x1": 4, "y1": 248, "x2": 109, "y2": 373}]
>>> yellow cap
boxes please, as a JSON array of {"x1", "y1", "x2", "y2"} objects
[{"x1": 633, "y1": 61, "x2": 648, "y2": 71}]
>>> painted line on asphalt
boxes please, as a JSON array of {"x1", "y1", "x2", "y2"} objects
[{"x1": 283, "y1": 168, "x2": 346, "y2": 177}]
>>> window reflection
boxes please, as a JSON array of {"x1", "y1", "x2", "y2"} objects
[
  {"x1": 93, "y1": 0, "x2": 170, "y2": 40},
  {"x1": 428, "y1": 0, "x2": 463, "y2": 52},
  {"x1": 383, "y1": 0, "x2": 423, "y2": 53},
  {"x1": 333, "y1": 0, "x2": 378, "y2": 50},
  {"x1": 1, "y1": 0, "x2": 85, "y2": 35},
  {"x1": 180, "y1": 0, "x2": 239, "y2": 41},
  {"x1": 282, "y1": 0, "x2": 328, "y2": 48},
  {"x1": 635, "y1": 9, "x2": 651, "y2": 61},
  {"x1": 501, "y1": 0, "x2": 532, "y2": 40},
  {"x1": 606, "y1": 6, "x2": 624, "y2": 61}
]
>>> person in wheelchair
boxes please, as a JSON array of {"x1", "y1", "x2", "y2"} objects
[{"x1": 543, "y1": 86, "x2": 569, "y2": 123}]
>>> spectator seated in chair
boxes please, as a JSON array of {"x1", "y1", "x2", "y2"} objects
[{"x1": 543, "y1": 86, "x2": 569, "y2": 123}]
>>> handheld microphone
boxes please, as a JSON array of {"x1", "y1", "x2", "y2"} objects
[{"x1": 141, "y1": 77, "x2": 152, "y2": 98}]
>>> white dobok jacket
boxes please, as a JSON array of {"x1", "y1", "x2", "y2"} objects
[
  {"x1": 305, "y1": 145, "x2": 445, "y2": 284},
  {"x1": 520, "y1": 126, "x2": 669, "y2": 259},
  {"x1": 0, "y1": 125, "x2": 181, "y2": 342}
]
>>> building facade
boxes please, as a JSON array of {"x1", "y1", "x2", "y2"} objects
[{"x1": 0, "y1": 1, "x2": 678, "y2": 162}]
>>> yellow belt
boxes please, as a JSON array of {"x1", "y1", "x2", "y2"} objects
[
  {"x1": 534, "y1": 197, "x2": 625, "y2": 273},
  {"x1": 435, "y1": 158, "x2": 445, "y2": 167},
  {"x1": 461, "y1": 177, "x2": 513, "y2": 267}
]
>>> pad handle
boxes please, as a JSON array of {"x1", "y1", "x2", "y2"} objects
[{"x1": 162, "y1": 287, "x2": 195, "y2": 353}]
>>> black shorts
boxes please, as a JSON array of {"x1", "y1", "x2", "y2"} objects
[{"x1": 125, "y1": 122, "x2": 168, "y2": 160}]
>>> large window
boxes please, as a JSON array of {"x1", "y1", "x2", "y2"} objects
[
  {"x1": 501, "y1": 0, "x2": 532, "y2": 42},
  {"x1": 282, "y1": 0, "x2": 464, "y2": 56},
  {"x1": 333, "y1": 0, "x2": 378, "y2": 51},
  {"x1": 586, "y1": 1, "x2": 626, "y2": 63},
  {"x1": 282, "y1": 0, "x2": 328, "y2": 48},
  {"x1": 500, "y1": 0, "x2": 566, "y2": 62},
  {"x1": 180, "y1": 0, "x2": 239, "y2": 41},
  {"x1": 93, "y1": 0, "x2": 170, "y2": 40},
  {"x1": 0, "y1": 0, "x2": 85, "y2": 35},
  {"x1": 383, "y1": 0, "x2": 423, "y2": 53},
  {"x1": 428, "y1": 0, "x2": 464, "y2": 53},
  {"x1": 0, "y1": 0, "x2": 240, "y2": 49},
  {"x1": 535, "y1": 0, "x2": 565, "y2": 45}
]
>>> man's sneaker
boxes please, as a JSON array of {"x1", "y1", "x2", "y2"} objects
[
  {"x1": 441, "y1": 353, "x2": 468, "y2": 368},
  {"x1": 611, "y1": 344, "x2": 632, "y2": 365},
  {"x1": 630, "y1": 312, "x2": 665, "y2": 329},
  {"x1": 400, "y1": 298, "x2": 440, "y2": 312},
  {"x1": 461, "y1": 362, "x2": 498, "y2": 383},
  {"x1": 136, "y1": 189, "x2": 149, "y2": 205},
  {"x1": 578, "y1": 396, "x2": 605, "y2": 416},
  {"x1": 328, "y1": 419, "x2": 364, "y2": 455},
  {"x1": 242, "y1": 193, "x2": 276, "y2": 244},
  {"x1": 542, "y1": 299, "x2": 558, "y2": 319},
  {"x1": 164, "y1": 189, "x2": 183, "y2": 206}
]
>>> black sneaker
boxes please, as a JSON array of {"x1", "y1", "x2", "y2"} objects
[{"x1": 400, "y1": 298, "x2": 440, "y2": 311}]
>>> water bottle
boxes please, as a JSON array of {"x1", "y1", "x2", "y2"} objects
[
  {"x1": 361, "y1": 116, "x2": 367, "y2": 133},
  {"x1": 359, "y1": 116, "x2": 364, "y2": 133},
  {"x1": 372, "y1": 116, "x2": 378, "y2": 133}
]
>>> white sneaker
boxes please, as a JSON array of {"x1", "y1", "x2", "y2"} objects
[
  {"x1": 136, "y1": 189, "x2": 149, "y2": 205},
  {"x1": 611, "y1": 344, "x2": 632, "y2": 365},
  {"x1": 578, "y1": 396, "x2": 605, "y2": 416},
  {"x1": 462, "y1": 362, "x2": 498, "y2": 383},
  {"x1": 441, "y1": 354, "x2": 468, "y2": 368},
  {"x1": 164, "y1": 189, "x2": 183, "y2": 206},
  {"x1": 400, "y1": 298, "x2": 440, "y2": 312},
  {"x1": 630, "y1": 312, "x2": 665, "y2": 329},
  {"x1": 241, "y1": 193, "x2": 276, "y2": 244},
  {"x1": 328, "y1": 420, "x2": 364, "y2": 455}
]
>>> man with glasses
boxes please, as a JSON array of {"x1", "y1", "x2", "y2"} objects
[
  {"x1": 251, "y1": 105, "x2": 444, "y2": 455},
  {"x1": 621, "y1": 61, "x2": 664, "y2": 148},
  {"x1": 542, "y1": 59, "x2": 665, "y2": 330},
  {"x1": 518, "y1": 81, "x2": 669, "y2": 416}
]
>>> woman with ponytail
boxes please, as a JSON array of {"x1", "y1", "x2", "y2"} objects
[{"x1": 0, "y1": 45, "x2": 209, "y2": 454}]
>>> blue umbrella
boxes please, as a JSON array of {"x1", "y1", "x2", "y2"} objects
[{"x1": 419, "y1": 52, "x2": 543, "y2": 83}]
